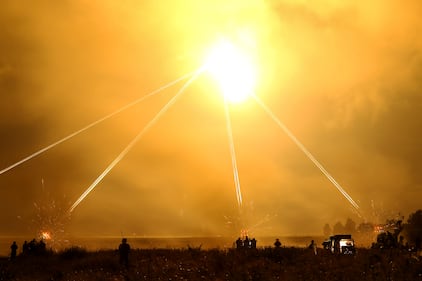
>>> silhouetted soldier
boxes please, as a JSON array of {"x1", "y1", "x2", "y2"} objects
[
  {"x1": 244, "y1": 236, "x2": 250, "y2": 249},
  {"x1": 274, "y1": 238, "x2": 281, "y2": 248},
  {"x1": 10, "y1": 241, "x2": 18, "y2": 260},
  {"x1": 235, "y1": 237, "x2": 243, "y2": 249},
  {"x1": 22, "y1": 241, "x2": 28, "y2": 256},
  {"x1": 38, "y1": 239, "x2": 46, "y2": 254},
  {"x1": 28, "y1": 239, "x2": 36, "y2": 253},
  {"x1": 398, "y1": 235, "x2": 405, "y2": 250},
  {"x1": 251, "y1": 238, "x2": 257, "y2": 249},
  {"x1": 415, "y1": 237, "x2": 421, "y2": 250},
  {"x1": 118, "y1": 238, "x2": 130, "y2": 267},
  {"x1": 309, "y1": 239, "x2": 317, "y2": 255}
]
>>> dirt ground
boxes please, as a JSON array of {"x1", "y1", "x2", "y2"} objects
[{"x1": 1, "y1": 247, "x2": 421, "y2": 280}]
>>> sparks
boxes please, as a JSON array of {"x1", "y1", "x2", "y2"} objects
[{"x1": 40, "y1": 231, "x2": 51, "y2": 240}]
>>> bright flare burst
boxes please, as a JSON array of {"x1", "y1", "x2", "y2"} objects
[
  {"x1": 205, "y1": 39, "x2": 257, "y2": 103},
  {"x1": 40, "y1": 231, "x2": 52, "y2": 240}
]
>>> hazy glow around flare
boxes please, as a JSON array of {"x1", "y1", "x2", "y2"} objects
[
  {"x1": 40, "y1": 231, "x2": 52, "y2": 240},
  {"x1": 205, "y1": 39, "x2": 257, "y2": 103}
]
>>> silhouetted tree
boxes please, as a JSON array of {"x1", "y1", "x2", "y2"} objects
[
  {"x1": 404, "y1": 209, "x2": 422, "y2": 249},
  {"x1": 356, "y1": 222, "x2": 376, "y2": 246},
  {"x1": 333, "y1": 221, "x2": 344, "y2": 234},
  {"x1": 323, "y1": 223, "x2": 332, "y2": 237},
  {"x1": 357, "y1": 222, "x2": 374, "y2": 233},
  {"x1": 344, "y1": 218, "x2": 356, "y2": 234}
]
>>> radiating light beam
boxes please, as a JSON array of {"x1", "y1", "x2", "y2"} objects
[
  {"x1": 68, "y1": 70, "x2": 203, "y2": 213},
  {"x1": 0, "y1": 72, "x2": 195, "y2": 176},
  {"x1": 253, "y1": 95, "x2": 360, "y2": 211},
  {"x1": 223, "y1": 100, "x2": 243, "y2": 208},
  {"x1": 248, "y1": 213, "x2": 277, "y2": 232}
]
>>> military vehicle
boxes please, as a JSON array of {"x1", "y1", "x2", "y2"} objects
[{"x1": 322, "y1": 234, "x2": 355, "y2": 255}]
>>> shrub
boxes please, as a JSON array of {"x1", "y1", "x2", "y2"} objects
[{"x1": 59, "y1": 246, "x2": 88, "y2": 259}]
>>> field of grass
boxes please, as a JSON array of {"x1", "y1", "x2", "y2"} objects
[{"x1": 1, "y1": 247, "x2": 421, "y2": 281}]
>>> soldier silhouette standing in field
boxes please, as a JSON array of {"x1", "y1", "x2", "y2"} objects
[
  {"x1": 251, "y1": 238, "x2": 257, "y2": 249},
  {"x1": 243, "y1": 236, "x2": 250, "y2": 249},
  {"x1": 22, "y1": 241, "x2": 28, "y2": 256},
  {"x1": 274, "y1": 238, "x2": 282, "y2": 248},
  {"x1": 309, "y1": 239, "x2": 317, "y2": 255},
  {"x1": 118, "y1": 238, "x2": 130, "y2": 267},
  {"x1": 10, "y1": 241, "x2": 18, "y2": 260},
  {"x1": 235, "y1": 237, "x2": 243, "y2": 249}
]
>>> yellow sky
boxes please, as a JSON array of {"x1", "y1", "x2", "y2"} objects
[{"x1": 0, "y1": 1, "x2": 421, "y2": 238}]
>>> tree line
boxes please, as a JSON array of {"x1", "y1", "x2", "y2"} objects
[{"x1": 322, "y1": 209, "x2": 422, "y2": 249}]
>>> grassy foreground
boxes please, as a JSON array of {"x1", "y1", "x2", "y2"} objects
[{"x1": 1, "y1": 247, "x2": 421, "y2": 281}]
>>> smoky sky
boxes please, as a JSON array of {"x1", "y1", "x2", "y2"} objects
[{"x1": 1, "y1": 0, "x2": 421, "y2": 238}]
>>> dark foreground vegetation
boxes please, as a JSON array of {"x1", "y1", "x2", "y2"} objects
[{"x1": 1, "y1": 247, "x2": 421, "y2": 281}]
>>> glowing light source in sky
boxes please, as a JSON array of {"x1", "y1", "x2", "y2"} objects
[
  {"x1": 40, "y1": 231, "x2": 51, "y2": 240},
  {"x1": 205, "y1": 39, "x2": 257, "y2": 103}
]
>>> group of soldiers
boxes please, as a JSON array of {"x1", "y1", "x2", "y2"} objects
[
  {"x1": 234, "y1": 237, "x2": 316, "y2": 253},
  {"x1": 9, "y1": 239, "x2": 47, "y2": 260},
  {"x1": 9, "y1": 237, "x2": 318, "y2": 267},
  {"x1": 235, "y1": 236, "x2": 257, "y2": 249},
  {"x1": 9, "y1": 237, "x2": 130, "y2": 267}
]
